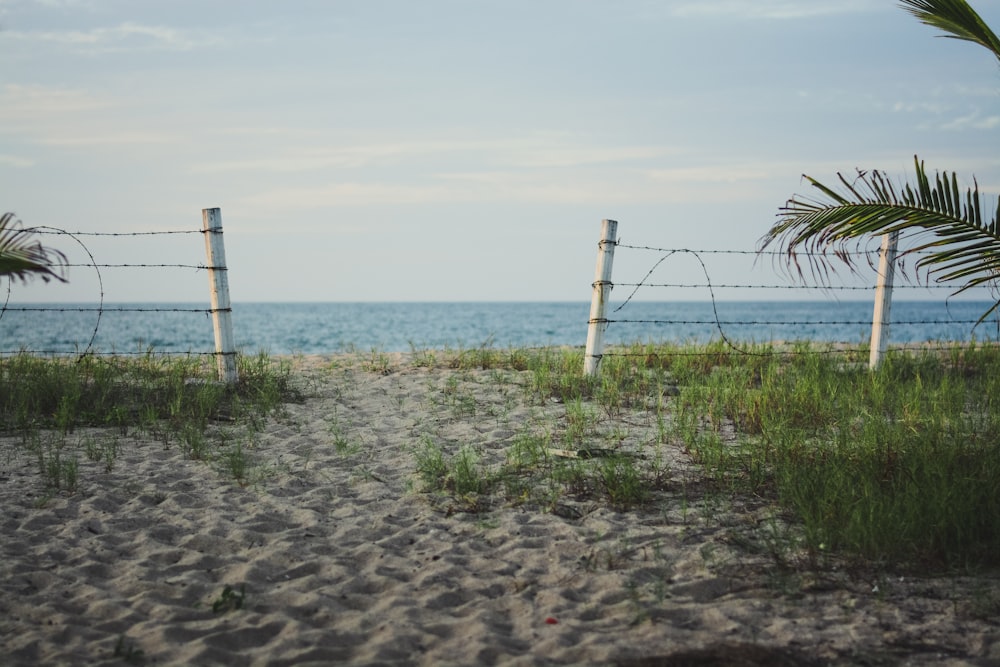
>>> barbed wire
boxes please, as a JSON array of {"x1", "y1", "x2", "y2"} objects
[
  {"x1": 1, "y1": 306, "x2": 218, "y2": 313},
  {"x1": 29, "y1": 229, "x2": 203, "y2": 237},
  {"x1": 608, "y1": 318, "x2": 989, "y2": 326},
  {"x1": 2, "y1": 225, "x2": 107, "y2": 355},
  {"x1": 600, "y1": 242, "x2": 999, "y2": 359},
  {"x1": 612, "y1": 282, "x2": 963, "y2": 291},
  {"x1": 0, "y1": 224, "x2": 224, "y2": 358},
  {"x1": 615, "y1": 243, "x2": 941, "y2": 257},
  {"x1": 0, "y1": 349, "x2": 219, "y2": 357},
  {"x1": 61, "y1": 263, "x2": 218, "y2": 269},
  {"x1": 616, "y1": 243, "x2": 879, "y2": 256}
]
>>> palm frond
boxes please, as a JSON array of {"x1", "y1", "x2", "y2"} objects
[
  {"x1": 899, "y1": 0, "x2": 1000, "y2": 63},
  {"x1": 0, "y1": 212, "x2": 68, "y2": 284},
  {"x1": 759, "y1": 156, "x2": 1000, "y2": 319}
]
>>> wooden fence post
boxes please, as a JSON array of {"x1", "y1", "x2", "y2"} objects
[
  {"x1": 869, "y1": 231, "x2": 899, "y2": 370},
  {"x1": 202, "y1": 208, "x2": 238, "y2": 383},
  {"x1": 584, "y1": 219, "x2": 618, "y2": 376}
]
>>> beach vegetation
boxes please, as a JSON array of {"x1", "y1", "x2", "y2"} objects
[
  {"x1": 665, "y1": 341, "x2": 1000, "y2": 567},
  {"x1": 0, "y1": 350, "x2": 299, "y2": 490},
  {"x1": 327, "y1": 412, "x2": 361, "y2": 455},
  {"x1": 6, "y1": 336, "x2": 998, "y2": 578},
  {"x1": 211, "y1": 584, "x2": 247, "y2": 613},
  {"x1": 413, "y1": 436, "x2": 498, "y2": 511},
  {"x1": 413, "y1": 435, "x2": 449, "y2": 491},
  {"x1": 362, "y1": 347, "x2": 393, "y2": 375},
  {"x1": 34, "y1": 437, "x2": 79, "y2": 492},
  {"x1": 220, "y1": 441, "x2": 252, "y2": 486},
  {"x1": 402, "y1": 340, "x2": 1000, "y2": 569}
]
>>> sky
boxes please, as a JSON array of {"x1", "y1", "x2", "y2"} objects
[{"x1": 3, "y1": 0, "x2": 1000, "y2": 303}]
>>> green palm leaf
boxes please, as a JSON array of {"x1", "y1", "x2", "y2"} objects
[
  {"x1": 759, "y1": 156, "x2": 1000, "y2": 320},
  {"x1": 900, "y1": 0, "x2": 1000, "y2": 62},
  {"x1": 0, "y1": 212, "x2": 68, "y2": 284}
]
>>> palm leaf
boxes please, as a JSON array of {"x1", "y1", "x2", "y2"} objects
[
  {"x1": 899, "y1": 0, "x2": 1000, "y2": 62},
  {"x1": 0, "y1": 212, "x2": 68, "y2": 284},
  {"x1": 759, "y1": 156, "x2": 1000, "y2": 320}
]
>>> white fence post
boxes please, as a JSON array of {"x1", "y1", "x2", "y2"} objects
[
  {"x1": 584, "y1": 219, "x2": 618, "y2": 376},
  {"x1": 869, "y1": 231, "x2": 899, "y2": 370},
  {"x1": 202, "y1": 208, "x2": 239, "y2": 384}
]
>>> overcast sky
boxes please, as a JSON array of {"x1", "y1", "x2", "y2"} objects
[{"x1": 3, "y1": 0, "x2": 999, "y2": 303}]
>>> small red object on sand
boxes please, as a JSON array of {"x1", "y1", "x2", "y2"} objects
[{"x1": 545, "y1": 617, "x2": 558, "y2": 625}]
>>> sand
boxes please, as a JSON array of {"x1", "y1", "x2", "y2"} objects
[{"x1": 1, "y1": 353, "x2": 998, "y2": 666}]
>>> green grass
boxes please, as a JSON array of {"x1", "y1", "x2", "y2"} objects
[
  {"x1": 7, "y1": 341, "x2": 1000, "y2": 571},
  {"x1": 403, "y1": 340, "x2": 1000, "y2": 569},
  {"x1": 0, "y1": 350, "x2": 300, "y2": 489},
  {"x1": 674, "y1": 342, "x2": 1000, "y2": 567},
  {"x1": 666, "y1": 342, "x2": 1000, "y2": 567}
]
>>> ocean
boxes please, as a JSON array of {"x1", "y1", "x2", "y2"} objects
[{"x1": 1, "y1": 301, "x2": 998, "y2": 356}]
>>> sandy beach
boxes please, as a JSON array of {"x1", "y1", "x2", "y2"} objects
[{"x1": 2, "y1": 353, "x2": 998, "y2": 666}]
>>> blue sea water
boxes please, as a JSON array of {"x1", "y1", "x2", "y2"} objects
[{"x1": 1, "y1": 301, "x2": 998, "y2": 356}]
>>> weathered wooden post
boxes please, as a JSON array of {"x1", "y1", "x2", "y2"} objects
[
  {"x1": 584, "y1": 219, "x2": 618, "y2": 376},
  {"x1": 869, "y1": 231, "x2": 899, "y2": 370},
  {"x1": 202, "y1": 208, "x2": 238, "y2": 383}
]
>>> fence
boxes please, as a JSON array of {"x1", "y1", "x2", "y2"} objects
[
  {"x1": 0, "y1": 208, "x2": 238, "y2": 383},
  {"x1": 583, "y1": 219, "x2": 1000, "y2": 376},
  {"x1": 5, "y1": 214, "x2": 998, "y2": 372}
]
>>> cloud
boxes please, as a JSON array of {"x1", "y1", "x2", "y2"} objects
[
  {"x1": 193, "y1": 133, "x2": 677, "y2": 174},
  {"x1": 6, "y1": 21, "x2": 216, "y2": 52},
  {"x1": 892, "y1": 100, "x2": 949, "y2": 115},
  {"x1": 665, "y1": 0, "x2": 877, "y2": 20},
  {"x1": 0, "y1": 83, "x2": 183, "y2": 146},
  {"x1": 0, "y1": 83, "x2": 108, "y2": 118},
  {"x1": 433, "y1": 171, "x2": 631, "y2": 204},
  {"x1": 942, "y1": 110, "x2": 1000, "y2": 132},
  {"x1": 192, "y1": 140, "x2": 497, "y2": 174},
  {"x1": 31, "y1": 0, "x2": 95, "y2": 7},
  {"x1": 40, "y1": 131, "x2": 176, "y2": 147},
  {"x1": 644, "y1": 165, "x2": 772, "y2": 184},
  {"x1": 508, "y1": 146, "x2": 674, "y2": 169},
  {"x1": 237, "y1": 173, "x2": 637, "y2": 211},
  {"x1": 240, "y1": 182, "x2": 460, "y2": 209},
  {"x1": 238, "y1": 159, "x2": 786, "y2": 213},
  {"x1": 0, "y1": 154, "x2": 35, "y2": 167}
]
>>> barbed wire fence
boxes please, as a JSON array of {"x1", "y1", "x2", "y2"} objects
[
  {"x1": 583, "y1": 219, "x2": 1000, "y2": 374},
  {"x1": 6, "y1": 214, "x2": 999, "y2": 375},
  {"x1": 0, "y1": 208, "x2": 238, "y2": 382}
]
